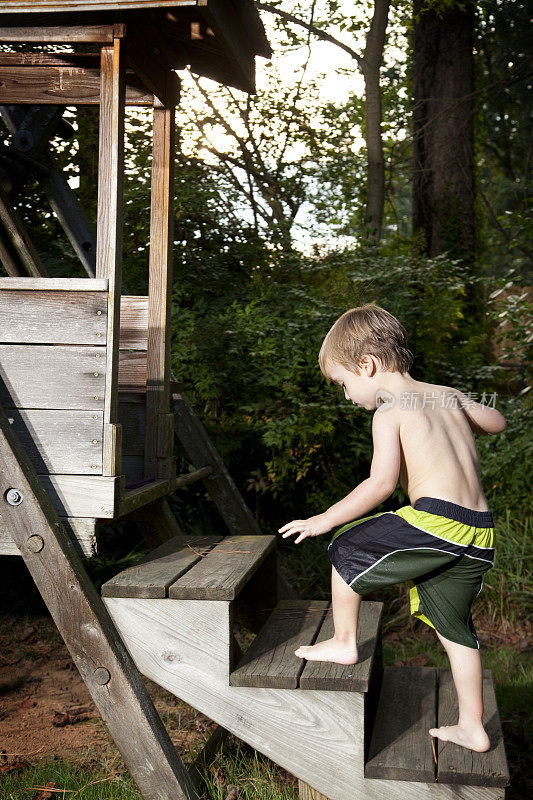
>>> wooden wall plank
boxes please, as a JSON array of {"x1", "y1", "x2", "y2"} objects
[
  {"x1": 0, "y1": 289, "x2": 107, "y2": 344},
  {"x1": 145, "y1": 101, "x2": 175, "y2": 478},
  {"x1": 0, "y1": 66, "x2": 153, "y2": 106},
  {"x1": 118, "y1": 351, "x2": 147, "y2": 389},
  {"x1": 0, "y1": 516, "x2": 98, "y2": 558},
  {"x1": 0, "y1": 25, "x2": 122, "y2": 43},
  {"x1": 119, "y1": 295, "x2": 148, "y2": 349},
  {"x1": 0, "y1": 344, "x2": 106, "y2": 410},
  {"x1": 38, "y1": 474, "x2": 119, "y2": 517},
  {"x1": 0, "y1": 278, "x2": 108, "y2": 290},
  {"x1": 0, "y1": 1, "x2": 196, "y2": 11},
  {"x1": 4, "y1": 408, "x2": 103, "y2": 475}
]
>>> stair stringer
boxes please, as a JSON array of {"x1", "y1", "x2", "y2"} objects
[{"x1": 102, "y1": 597, "x2": 505, "y2": 800}]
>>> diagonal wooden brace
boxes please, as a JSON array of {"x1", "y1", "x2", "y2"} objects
[{"x1": 0, "y1": 399, "x2": 199, "y2": 800}]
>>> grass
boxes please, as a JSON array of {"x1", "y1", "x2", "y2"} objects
[{"x1": 1, "y1": 736, "x2": 299, "y2": 799}]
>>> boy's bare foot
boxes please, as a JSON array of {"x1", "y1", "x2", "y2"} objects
[
  {"x1": 429, "y1": 723, "x2": 490, "y2": 752},
  {"x1": 294, "y1": 636, "x2": 359, "y2": 664}
]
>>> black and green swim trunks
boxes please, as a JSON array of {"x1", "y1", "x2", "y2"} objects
[{"x1": 327, "y1": 495, "x2": 495, "y2": 649}]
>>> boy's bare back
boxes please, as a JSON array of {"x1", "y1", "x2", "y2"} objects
[{"x1": 381, "y1": 380, "x2": 501, "y2": 512}]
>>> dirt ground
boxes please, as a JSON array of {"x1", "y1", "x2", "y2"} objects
[{"x1": 0, "y1": 612, "x2": 217, "y2": 766}]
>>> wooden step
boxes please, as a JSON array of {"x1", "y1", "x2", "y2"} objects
[
  {"x1": 436, "y1": 668, "x2": 510, "y2": 787},
  {"x1": 101, "y1": 534, "x2": 223, "y2": 598},
  {"x1": 230, "y1": 599, "x2": 383, "y2": 693},
  {"x1": 365, "y1": 665, "x2": 510, "y2": 788},
  {"x1": 168, "y1": 534, "x2": 276, "y2": 600},
  {"x1": 365, "y1": 665, "x2": 438, "y2": 782},
  {"x1": 299, "y1": 600, "x2": 383, "y2": 693},
  {"x1": 101, "y1": 533, "x2": 276, "y2": 600},
  {"x1": 230, "y1": 599, "x2": 329, "y2": 688}
]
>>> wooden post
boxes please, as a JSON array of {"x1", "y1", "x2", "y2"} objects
[
  {"x1": 96, "y1": 38, "x2": 125, "y2": 476},
  {"x1": 145, "y1": 99, "x2": 176, "y2": 479},
  {"x1": 0, "y1": 401, "x2": 199, "y2": 800}
]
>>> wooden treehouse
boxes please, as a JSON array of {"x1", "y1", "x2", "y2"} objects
[{"x1": 0, "y1": 3, "x2": 510, "y2": 800}]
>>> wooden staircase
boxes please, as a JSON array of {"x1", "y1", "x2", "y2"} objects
[{"x1": 101, "y1": 533, "x2": 510, "y2": 800}]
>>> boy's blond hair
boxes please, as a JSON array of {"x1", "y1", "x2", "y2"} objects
[{"x1": 318, "y1": 303, "x2": 414, "y2": 377}]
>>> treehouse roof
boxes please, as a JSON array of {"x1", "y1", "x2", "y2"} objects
[{"x1": 0, "y1": 1, "x2": 272, "y2": 93}]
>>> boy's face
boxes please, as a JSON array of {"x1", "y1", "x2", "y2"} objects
[{"x1": 326, "y1": 359, "x2": 377, "y2": 410}]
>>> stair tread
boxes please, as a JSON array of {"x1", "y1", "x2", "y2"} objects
[
  {"x1": 299, "y1": 600, "x2": 383, "y2": 692},
  {"x1": 168, "y1": 535, "x2": 276, "y2": 600},
  {"x1": 230, "y1": 599, "x2": 329, "y2": 688},
  {"x1": 436, "y1": 668, "x2": 510, "y2": 787},
  {"x1": 101, "y1": 535, "x2": 223, "y2": 598},
  {"x1": 230, "y1": 600, "x2": 383, "y2": 692},
  {"x1": 365, "y1": 665, "x2": 437, "y2": 782}
]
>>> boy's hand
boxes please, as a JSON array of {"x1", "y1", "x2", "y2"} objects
[{"x1": 278, "y1": 513, "x2": 332, "y2": 544}]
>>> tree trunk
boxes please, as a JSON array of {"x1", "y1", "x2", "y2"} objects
[
  {"x1": 361, "y1": 0, "x2": 391, "y2": 248},
  {"x1": 412, "y1": 0, "x2": 475, "y2": 261}
]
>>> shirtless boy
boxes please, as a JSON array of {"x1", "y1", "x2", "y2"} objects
[{"x1": 278, "y1": 303, "x2": 506, "y2": 753}]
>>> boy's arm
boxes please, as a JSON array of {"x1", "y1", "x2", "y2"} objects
[
  {"x1": 324, "y1": 408, "x2": 401, "y2": 529},
  {"x1": 456, "y1": 390, "x2": 507, "y2": 435}
]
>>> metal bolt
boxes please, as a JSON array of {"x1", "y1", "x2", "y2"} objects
[
  {"x1": 92, "y1": 439, "x2": 98, "y2": 444},
  {"x1": 27, "y1": 535, "x2": 44, "y2": 553},
  {"x1": 5, "y1": 488, "x2": 23, "y2": 506},
  {"x1": 91, "y1": 465, "x2": 98, "y2": 469},
  {"x1": 96, "y1": 310, "x2": 102, "y2": 315},
  {"x1": 93, "y1": 372, "x2": 99, "y2": 377},
  {"x1": 96, "y1": 333, "x2": 102, "y2": 337},
  {"x1": 94, "y1": 396, "x2": 99, "y2": 401},
  {"x1": 93, "y1": 667, "x2": 110, "y2": 685},
  {"x1": 95, "y1": 354, "x2": 100, "y2": 359}
]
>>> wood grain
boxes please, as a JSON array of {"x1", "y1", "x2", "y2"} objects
[
  {"x1": 4, "y1": 408, "x2": 103, "y2": 474},
  {"x1": 0, "y1": 344, "x2": 106, "y2": 410},
  {"x1": 0, "y1": 66, "x2": 153, "y2": 106},
  {"x1": 145, "y1": 101, "x2": 175, "y2": 478},
  {"x1": 103, "y1": 593, "x2": 364, "y2": 800},
  {"x1": 101, "y1": 534, "x2": 222, "y2": 598},
  {"x1": 0, "y1": 25, "x2": 122, "y2": 43},
  {"x1": 0, "y1": 516, "x2": 97, "y2": 558},
  {"x1": 230, "y1": 599, "x2": 329, "y2": 688},
  {"x1": 118, "y1": 350, "x2": 147, "y2": 389},
  {"x1": 119, "y1": 295, "x2": 148, "y2": 350},
  {"x1": 436, "y1": 668, "x2": 510, "y2": 786},
  {"x1": 299, "y1": 601, "x2": 384, "y2": 693},
  {"x1": 38, "y1": 474, "x2": 120, "y2": 518},
  {"x1": 0, "y1": 289, "x2": 107, "y2": 344},
  {"x1": 0, "y1": 278, "x2": 107, "y2": 290},
  {"x1": 365, "y1": 666, "x2": 437, "y2": 782},
  {"x1": 168, "y1": 534, "x2": 276, "y2": 600}
]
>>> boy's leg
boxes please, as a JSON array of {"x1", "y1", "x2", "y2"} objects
[
  {"x1": 294, "y1": 564, "x2": 361, "y2": 664},
  {"x1": 429, "y1": 629, "x2": 491, "y2": 752}
]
